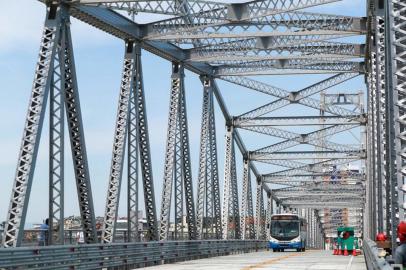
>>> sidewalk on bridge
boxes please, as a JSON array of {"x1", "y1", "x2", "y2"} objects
[{"x1": 143, "y1": 250, "x2": 366, "y2": 270}]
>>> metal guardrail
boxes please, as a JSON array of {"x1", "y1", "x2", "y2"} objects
[
  {"x1": 0, "y1": 239, "x2": 268, "y2": 269},
  {"x1": 363, "y1": 238, "x2": 393, "y2": 270},
  {"x1": 0, "y1": 229, "x2": 219, "y2": 246}
]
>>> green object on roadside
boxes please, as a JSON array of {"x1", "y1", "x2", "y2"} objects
[{"x1": 335, "y1": 227, "x2": 358, "y2": 251}]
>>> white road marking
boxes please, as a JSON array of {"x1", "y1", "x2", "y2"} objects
[{"x1": 346, "y1": 255, "x2": 354, "y2": 270}]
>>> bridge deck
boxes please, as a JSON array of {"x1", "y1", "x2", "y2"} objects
[{"x1": 144, "y1": 250, "x2": 366, "y2": 270}]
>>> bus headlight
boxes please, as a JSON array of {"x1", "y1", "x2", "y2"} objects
[
  {"x1": 269, "y1": 236, "x2": 279, "y2": 243},
  {"x1": 291, "y1": 236, "x2": 301, "y2": 243}
]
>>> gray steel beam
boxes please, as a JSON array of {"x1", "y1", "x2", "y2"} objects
[
  {"x1": 222, "y1": 126, "x2": 234, "y2": 239},
  {"x1": 236, "y1": 115, "x2": 363, "y2": 127},
  {"x1": 142, "y1": 0, "x2": 344, "y2": 38},
  {"x1": 159, "y1": 63, "x2": 197, "y2": 241},
  {"x1": 214, "y1": 61, "x2": 364, "y2": 76},
  {"x1": 252, "y1": 150, "x2": 365, "y2": 161},
  {"x1": 127, "y1": 45, "x2": 140, "y2": 242},
  {"x1": 49, "y1": 34, "x2": 65, "y2": 245},
  {"x1": 240, "y1": 159, "x2": 251, "y2": 240},
  {"x1": 145, "y1": 11, "x2": 365, "y2": 39},
  {"x1": 134, "y1": 48, "x2": 159, "y2": 241},
  {"x1": 2, "y1": 5, "x2": 62, "y2": 248},
  {"x1": 385, "y1": 0, "x2": 406, "y2": 251},
  {"x1": 101, "y1": 41, "x2": 137, "y2": 243},
  {"x1": 224, "y1": 73, "x2": 360, "y2": 121},
  {"x1": 187, "y1": 41, "x2": 365, "y2": 61},
  {"x1": 196, "y1": 78, "x2": 221, "y2": 239},
  {"x1": 62, "y1": 17, "x2": 98, "y2": 244}
]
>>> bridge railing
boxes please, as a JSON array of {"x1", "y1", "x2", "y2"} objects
[
  {"x1": 0, "y1": 229, "x2": 220, "y2": 246},
  {"x1": 0, "y1": 239, "x2": 268, "y2": 269},
  {"x1": 0, "y1": 229, "x2": 147, "y2": 246},
  {"x1": 363, "y1": 238, "x2": 393, "y2": 270}
]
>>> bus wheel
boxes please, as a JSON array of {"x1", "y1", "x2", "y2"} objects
[
  {"x1": 273, "y1": 249, "x2": 277, "y2": 252},
  {"x1": 281, "y1": 249, "x2": 284, "y2": 252},
  {"x1": 296, "y1": 248, "x2": 301, "y2": 252}
]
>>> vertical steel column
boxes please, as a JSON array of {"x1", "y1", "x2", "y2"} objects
[
  {"x1": 310, "y1": 209, "x2": 313, "y2": 248},
  {"x1": 266, "y1": 193, "x2": 272, "y2": 240},
  {"x1": 305, "y1": 209, "x2": 309, "y2": 248},
  {"x1": 2, "y1": 4, "x2": 62, "y2": 248},
  {"x1": 385, "y1": 0, "x2": 406, "y2": 250},
  {"x1": 127, "y1": 45, "x2": 141, "y2": 242},
  {"x1": 178, "y1": 72, "x2": 197, "y2": 240},
  {"x1": 101, "y1": 41, "x2": 137, "y2": 243},
  {"x1": 240, "y1": 159, "x2": 250, "y2": 240},
  {"x1": 160, "y1": 63, "x2": 182, "y2": 240},
  {"x1": 208, "y1": 80, "x2": 222, "y2": 239},
  {"x1": 230, "y1": 143, "x2": 241, "y2": 239},
  {"x1": 255, "y1": 178, "x2": 265, "y2": 240},
  {"x1": 366, "y1": 62, "x2": 376, "y2": 239},
  {"x1": 247, "y1": 168, "x2": 255, "y2": 239},
  {"x1": 371, "y1": 49, "x2": 378, "y2": 236},
  {"x1": 62, "y1": 18, "x2": 97, "y2": 243},
  {"x1": 134, "y1": 48, "x2": 158, "y2": 242},
  {"x1": 311, "y1": 209, "x2": 315, "y2": 248},
  {"x1": 49, "y1": 34, "x2": 65, "y2": 245},
  {"x1": 240, "y1": 158, "x2": 255, "y2": 240},
  {"x1": 313, "y1": 211, "x2": 317, "y2": 248},
  {"x1": 374, "y1": 16, "x2": 386, "y2": 234},
  {"x1": 308, "y1": 209, "x2": 312, "y2": 248},
  {"x1": 174, "y1": 94, "x2": 184, "y2": 240},
  {"x1": 196, "y1": 78, "x2": 211, "y2": 239},
  {"x1": 196, "y1": 77, "x2": 222, "y2": 239},
  {"x1": 374, "y1": 14, "x2": 391, "y2": 235},
  {"x1": 222, "y1": 125, "x2": 234, "y2": 239},
  {"x1": 159, "y1": 62, "x2": 196, "y2": 240}
]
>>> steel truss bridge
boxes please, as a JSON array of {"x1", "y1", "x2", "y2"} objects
[{"x1": 0, "y1": 0, "x2": 404, "y2": 268}]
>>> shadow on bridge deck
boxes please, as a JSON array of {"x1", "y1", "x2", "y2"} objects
[{"x1": 143, "y1": 250, "x2": 366, "y2": 270}]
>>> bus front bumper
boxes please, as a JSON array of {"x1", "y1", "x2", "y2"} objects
[{"x1": 269, "y1": 241, "x2": 302, "y2": 249}]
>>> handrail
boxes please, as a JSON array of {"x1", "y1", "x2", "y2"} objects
[
  {"x1": 0, "y1": 239, "x2": 268, "y2": 269},
  {"x1": 363, "y1": 238, "x2": 393, "y2": 270}
]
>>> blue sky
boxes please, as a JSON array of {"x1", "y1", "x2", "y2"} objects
[{"x1": 0, "y1": 0, "x2": 366, "y2": 225}]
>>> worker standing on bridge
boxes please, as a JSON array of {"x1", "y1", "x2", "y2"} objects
[
  {"x1": 395, "y1": 221, "x2": 406, "y2": 267},
  {"x1": 38, "y1": 218, "x2": 49, "y2": 246}
]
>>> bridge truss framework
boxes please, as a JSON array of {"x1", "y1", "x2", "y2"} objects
[{"x1": 0, "y1": 0, "x2": 402, "y2": 253}]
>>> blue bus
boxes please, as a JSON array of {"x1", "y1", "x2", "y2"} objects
[{"x1": 269, "y1": 214, "x2": 307, "y2": 252}]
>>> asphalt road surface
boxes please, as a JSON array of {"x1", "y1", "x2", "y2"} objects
[{"x1": 143, "y1": 249, "x2": 366, "y2": 270}]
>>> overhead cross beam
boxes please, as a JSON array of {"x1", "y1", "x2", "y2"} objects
[
  {"x1": 141, "y1": 0, "x2": 344, "y2": 38},
  {"x1": 187, "y1": 41, "x2": 365, "y2": 60},
  {"x1": 223, "y1": 73, "x2": 361, "y2": 121}
]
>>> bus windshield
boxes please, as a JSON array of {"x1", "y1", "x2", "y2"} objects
[{"x1": 271, "y1": 221, "x2": 299, "y2": 239}]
